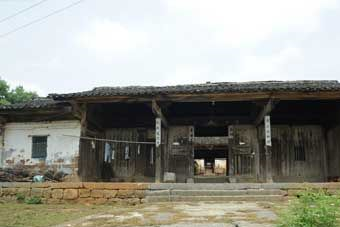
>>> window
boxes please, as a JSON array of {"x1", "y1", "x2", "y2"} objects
[
  {"x1": 294, "y1": 145, "x2": 305, "y2": 161},
  {"x1": 32, "y1": 136, "x2": 47, "y2": 159}
]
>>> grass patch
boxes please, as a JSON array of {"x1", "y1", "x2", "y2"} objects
[
  {"x1": 277, "y1": 190, "x2": 340, "y2": 227},
  {"x1": 0, "y1": 203, "x2": 115, "y2": 227}
]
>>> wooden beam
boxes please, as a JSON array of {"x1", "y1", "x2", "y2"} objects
[
  {"x1": 151, "y1": 100, "x2": 168, "y2": 127},
  {"x1": 254, "y1": 99, "x2": 279, "y2": 126},
  {"x1": 64, "y1": 91, "x2": 340, "y2": 103}
]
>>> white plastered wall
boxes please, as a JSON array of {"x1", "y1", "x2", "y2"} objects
[{"x1": 0, "y1": 120, "x2": 81, "y2": 174}]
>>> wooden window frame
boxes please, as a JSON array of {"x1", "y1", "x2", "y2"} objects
[{"x1": 31, "y1": 136, "x2": 48, "y2": 159}]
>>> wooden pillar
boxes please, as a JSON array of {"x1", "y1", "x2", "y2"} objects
[
  {"x1": 228, "y1": 125, "x2": 235, "y2": 182},
  {"x1": 264, "y1": 116, "x2": 273, "y2": 183},
  {"x1": 254, "y1": 128, "x2": 261, "y2": 182},
  {"x1": 265, "y1": 146, "x2": 273, "y2": 182},
  {"x1": 155, "y1": 118, "x2": 162, "y2": 183},
  {"x1": 0, "y1": 117, "x2": 7, "y2": 168},
  {"x1": 77, "y1": 103, "x2": 87, "y2": 181}
]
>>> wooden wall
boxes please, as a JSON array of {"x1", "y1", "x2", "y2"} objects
[
  {"x1": 326, "y1": 125, "x2": 340, "y2": 180},
  {"x1": 166, "y1": 126, "x2": 193, "y2": 183},
  {"x1": 230, "y1": 125, "x2": 259, "y2": 182},
  {"x1": 104, "y1": 128, "x2": 155, "y2": 182},
  {"x1": 78, "y1": 131, "x2": 104, "y2": 181},
  {"x1": 259, "y1": 125, "x2": 327, "y2": 182}
]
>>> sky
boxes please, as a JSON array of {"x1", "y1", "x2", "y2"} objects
[{"x1": 0, "y1": 0, "x2": 340, "y2": 96}]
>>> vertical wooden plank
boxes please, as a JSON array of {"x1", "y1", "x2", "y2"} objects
[
  {"x1": 322, "y1": 127, "x2": 328, "y2": 181},
  {"x1": 254, "y1": 127, "x2": 261, "y2": 181},
  {"x1": 155, "y1": 118, "x2": 162, "y2": 182},
  {"x1": 264, "y1": 116, "x2": 273, "y2": 182}
]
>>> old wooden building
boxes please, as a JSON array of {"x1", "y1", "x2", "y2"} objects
[{"x1": 2, "y1": 80, "x2": 340, "y2": 183}]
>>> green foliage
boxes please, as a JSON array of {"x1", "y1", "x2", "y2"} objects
[
  {"x1": 277, "y1": 190, "x2": 340, "y2": 227},
  {"x1": 15, "y1": 193, "x2": 25, "y2": 203},
  {"x1": 25, "y1": 196, "x2": 42, "y2": 205},
  {"x1": 0, "y1": 78, "x2": 38, "y2": 105}
]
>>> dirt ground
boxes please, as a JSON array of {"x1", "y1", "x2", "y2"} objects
[{"x1": 0, "y1": 201, "x2": 286, "y2": 227}]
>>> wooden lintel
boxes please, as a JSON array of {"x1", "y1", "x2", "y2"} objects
[
  {"x1": 151, "y1": 99, "x2": 168, "y2": 127},
  {"x1": 254, "y1": 99, "x2": 279, "y2": 126}
]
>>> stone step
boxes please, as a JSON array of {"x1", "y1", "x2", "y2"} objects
[
  {"x1": 149, "y1": 182, "x2": 317, "y2": 190},
  {"x1": 146, "y1": 189, "x2": 286, "y2": 197},
  {"x1": 145, "y1": 195, "x2": 286, "y2": 202}
]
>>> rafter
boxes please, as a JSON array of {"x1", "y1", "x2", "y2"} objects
[
  {"x1": 151, "y1": 99, "x2": 168, "y2": 127},
  {"x1": 254, "y1": 99, "x2": 279, "y2": 126}
]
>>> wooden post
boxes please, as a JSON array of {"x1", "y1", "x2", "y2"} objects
[
  {"x1": 228, "y1": 125, "x2": 235, "y2": 182},
  {"x1": 155, "y1": 118, "x2": 162, "y2": 183},
  {"x1": 264, "y1": 116, "x2": 273, "y2": 183},
  {"x1": 77, "y1": 103, "x2": 87, "y2": 181}
]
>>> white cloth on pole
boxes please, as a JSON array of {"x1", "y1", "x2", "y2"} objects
[{"x1": 104, "y1": 142, "x2": 112, "y2": 163}]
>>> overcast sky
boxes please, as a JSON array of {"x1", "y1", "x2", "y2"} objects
[{"x1": 1, "y1": 0, "x2": 340, "y2": 96}]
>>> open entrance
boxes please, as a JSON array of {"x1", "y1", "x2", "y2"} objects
[{"x1": 193, "y1": 126, "x2": 229, "y2": 182}]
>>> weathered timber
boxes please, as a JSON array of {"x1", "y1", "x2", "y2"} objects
[
  {"x1": 254, "y1": 99, "x2": 279, "y2": 126},
  {"x1": 193, "y1": 136, "x2": 229, "y2": 146},
  {"x1": 151, "y1": 100, "x2": 168, "y2": 127}
]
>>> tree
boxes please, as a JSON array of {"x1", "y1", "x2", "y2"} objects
[{"x1": 0, "y1": 78, "x2": 38, "y2": 105}]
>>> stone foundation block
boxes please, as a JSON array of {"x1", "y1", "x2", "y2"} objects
[
  {"x1": 103, "y1": 190, "x2": 118, "y2": 198},
  {"x1": 42, "y1": 189, "x2": 52, "y2": 198},
  {"x1": 17, "y1": 188, "x2": 31, "y2": 197},
  {"x1": 107, "y1": 198, "x2": 124, "y2": 205},
  {"x1": 79, "y1": 189, "x2": 91, "y2": 198},
  {"x1": 50, "y1": 182, "x2": 83, "y2": 189},
  {"x1": 31, "y1": 188, "x2": 43, "y2": 197},
  {"x1": 91, "y1": 189, "x2": 104, "y2": 198},
  {"x1": 2, "y1": 188, "x2": 17, "y2": 196},
  {"x1": 63, "y1": 189, "x2": 79, "y2": 200},
  {"x1": 84, "y1": 182, "x2": 148, "y2": 190},
  {"x1": 135, "y1": 190, "x2": 145, "y2": 199},
  {"x1": 126, "y1": 198, "x2": 141, "y2": 205},
  {"x1": 117, "y1": 190, "x2": 136, "y2": 198},
  {"x1": 163, "y1": 172, "x2": 176, "y2": 183},
  {"x1": 51, "y1": 189, "x2": 63, "y2": 199},
  {"x1": 93, "y1": 198, "x2": 108, "y2": 205},
  {"x1": 31, "y1": 183, "x2": 50, "y2": 188}
]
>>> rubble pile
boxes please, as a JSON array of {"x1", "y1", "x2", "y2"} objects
[{"x1": 0, "y1": 167, "x2": 67, "y2": 182}]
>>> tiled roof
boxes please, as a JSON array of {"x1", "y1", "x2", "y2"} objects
[
  {"x1": 0, "y1": 98, "x2": 62, "y2": 110},
  {"x1": 50, "y1": 80, "x2": 340, "y2": 100}
]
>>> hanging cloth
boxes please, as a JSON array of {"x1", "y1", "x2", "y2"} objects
[
  {"x1": 104, "y1": 142, "x2": 112, "y2": 163},
  {"x1": 125, "y1": 145, "x2": 130, "y2": 160},
  {"x1": 137, "y1": 144, "x2": 141, "y2": 155}
]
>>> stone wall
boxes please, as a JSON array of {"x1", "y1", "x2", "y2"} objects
[{"x1": 0, "y1": 182, "x2": 148, "y2": 205}]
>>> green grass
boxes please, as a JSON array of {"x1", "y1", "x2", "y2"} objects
[
  {"x1": 277, "y1": 190, "x2": 340, "y2": 227},
  {"x1": 0, "y1": 203, "x2": 113, "y2": 227}
]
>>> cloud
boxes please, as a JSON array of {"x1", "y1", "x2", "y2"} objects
[
  {"x1": 164, "y1": 0, "x2": 338, "y2": 47},
  {"x1": 236, "y1": 46, "x2": 304, "y2": 81},
  {"x1": 162, "y1": 64, "x2": 217, "y2": 85},
  {"x1": 76, "y1": 20, "x2": 148, "y2": 55},
  {"x1": 5, "y1": 78, "x2": 46, "y2": 96}
]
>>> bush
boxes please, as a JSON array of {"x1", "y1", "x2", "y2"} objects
[
  {"x1": 24, "y1": 196, "x2": 42, "y2": 204},
  {"x1": 16, "y1": 193, "x2": 25, "y2": 203},
  {"x1": 277, "y1": 190, "x2": 340, "y2": 227}
]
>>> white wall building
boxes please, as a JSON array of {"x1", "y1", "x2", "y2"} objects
[{"x1": 0, "y1": 120, "x2": 80, "y2": 174}]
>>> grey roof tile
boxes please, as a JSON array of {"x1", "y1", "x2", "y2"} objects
[{"x1": 49, "y1": 80, "x2": 340, "y2": 99}]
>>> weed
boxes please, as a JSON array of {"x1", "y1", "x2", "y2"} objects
[
  {"x1": 16, "y1": 193, "x2": 25, "y2": 203},
  {"x1": 277, "y1": 189, "x2": 340, "y2": 227},
  {"x1": 25, "y1": 196, "x2": 42, "y2": 205}
]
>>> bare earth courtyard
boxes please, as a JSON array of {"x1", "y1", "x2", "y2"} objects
[{"x1": 0, "y1": 201, "x2": 285, "y2": 227}]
